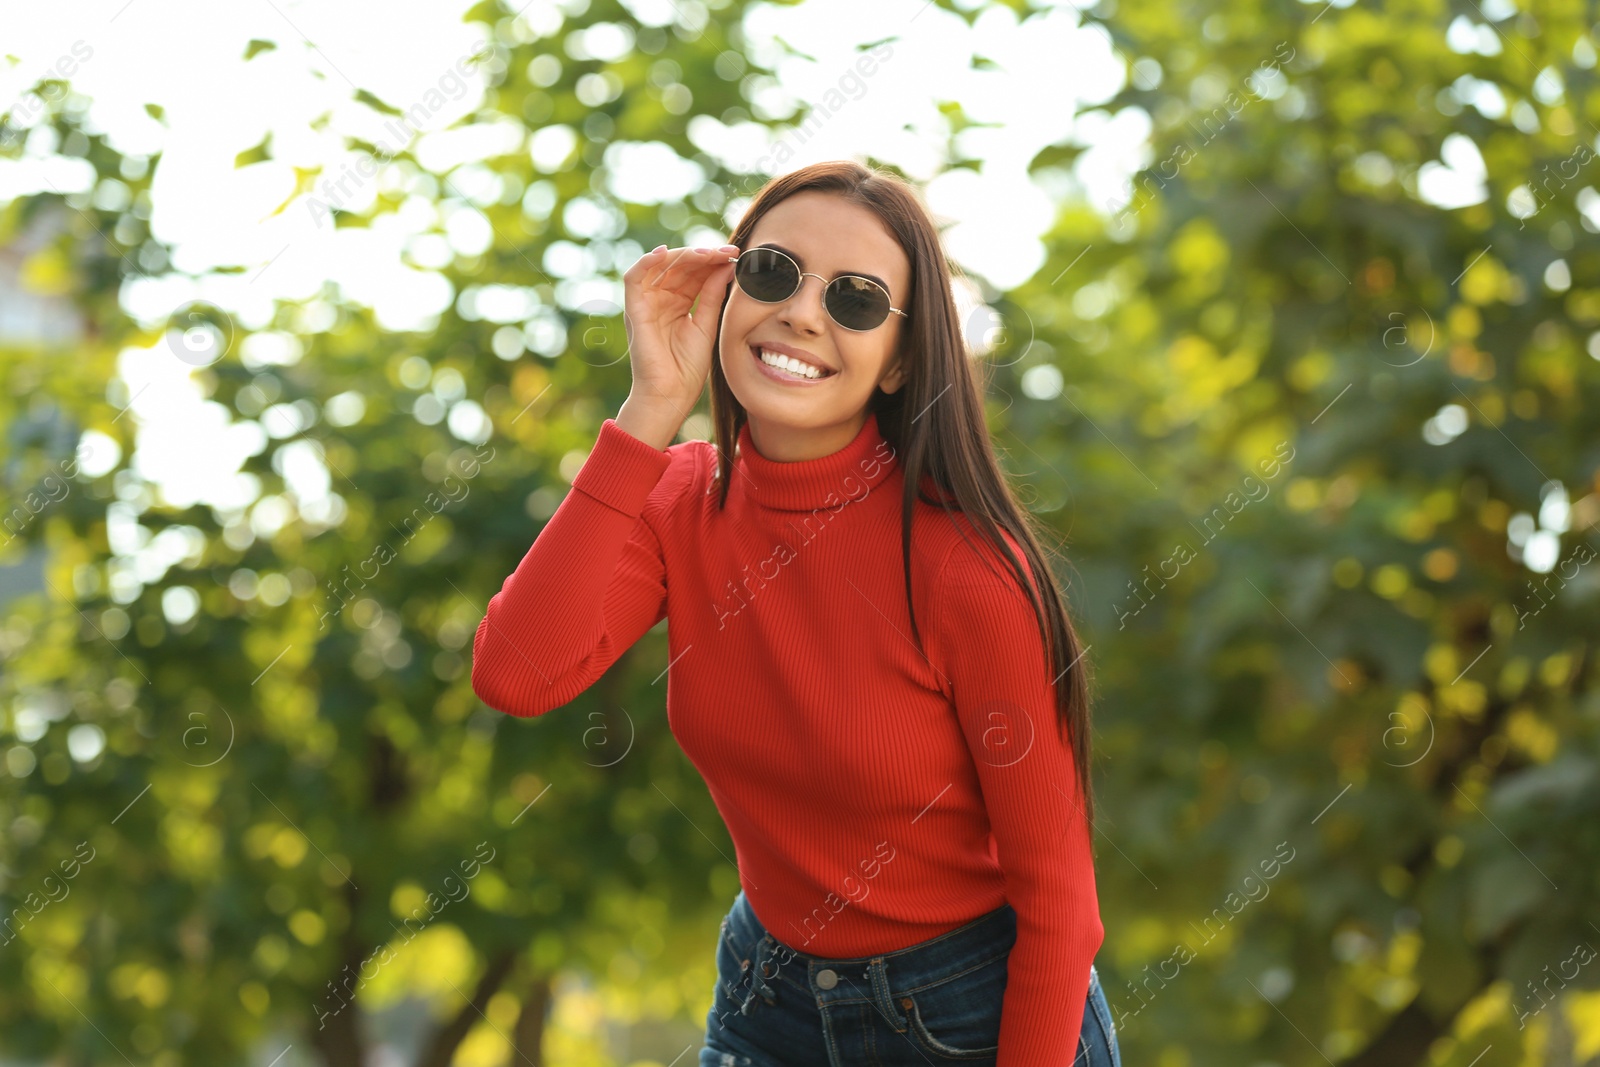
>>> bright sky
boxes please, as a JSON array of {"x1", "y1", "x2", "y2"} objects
[
  {"x1": 1, "y1": 0, "x2": 1141, "y2": 311},
  {"x1": 18, "y1": 0, "x2": 1561, "y2": 601},
  {"x1": 0, "y1": 0, "x2": 1144, "y2": 563}
]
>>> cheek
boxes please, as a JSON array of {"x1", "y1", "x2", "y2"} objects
[
  {"x1": 720, "y1": 293, "x2": 758, "y2": 343},
  {"x1": 841, "y1": 338, "x2": 893, "y2": 377}
]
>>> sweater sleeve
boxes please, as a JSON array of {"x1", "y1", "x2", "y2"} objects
[
  {"x1": 471, "y1": 417, "x2": 691, "y2": 717},
  {"x1": 931, "y1": 528, "x2": 1104, "y2": 1066}
]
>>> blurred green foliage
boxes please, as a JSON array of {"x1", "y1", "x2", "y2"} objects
[{"x1": 1, "y1": 0, "x2": 1598, "y2": 1065}]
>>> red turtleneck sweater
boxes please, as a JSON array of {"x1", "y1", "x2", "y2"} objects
[{"x1": 472, "y1": 411, "x2": 1104, "y2": 1064}]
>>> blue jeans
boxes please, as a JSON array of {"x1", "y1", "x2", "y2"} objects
[{"x1": 700, "y1": 889, "x2": 1120, "y2": 1067}]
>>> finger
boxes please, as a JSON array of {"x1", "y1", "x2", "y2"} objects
[
  {"x1": 649, "y1": 247, "x2": 734, "y2": 304},
  {"x1": 635, "y1": 246, "x2": 700, "y2": 293},
  {"x1": 633, "y1": 245, "x2": 736, "y2": 287},
  {"x1": 628, "y1": 244, "x2": 668, "y2": 274},
  {"x1": 631, "y1": 244, "x2": 684, "y2": 287}
]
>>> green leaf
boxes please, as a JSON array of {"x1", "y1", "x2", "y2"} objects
[
  {"x1": 233, "y1": 133, "x2": 271, "y2": 168},
  {"x1": 354, "y1": 88, "x2": 402, "y2": 116},
  {"x1": 1492, "y1": 752, "x2": 1598, "y2": 814},
  {"x1": 1468, "y1": 854, "x2": 1551, "y2": 940}
]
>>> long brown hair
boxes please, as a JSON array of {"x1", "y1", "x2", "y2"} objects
[{"x1": 704, "y1": 160, "x2": 1098, "y2": 835}]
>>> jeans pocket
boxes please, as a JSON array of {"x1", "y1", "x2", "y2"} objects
[
  {"x1": 713, "y1": 911, "x2": 779, "y2": 1024},
  {"x1": 702, "y1": 927, "x2": 760, "y2": 1066},
  {"x1": 899, "y1": 951, "x2": 1008, "y2": 1060},
  {"x1": 1087, "y1": 968, "x2": 1121, "y2": 1066}
]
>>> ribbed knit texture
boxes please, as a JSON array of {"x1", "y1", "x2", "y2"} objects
[{"x1": 472, "y1": 411, "x2": 1104, "y2": 1064}]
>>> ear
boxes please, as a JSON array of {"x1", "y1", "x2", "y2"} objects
[{"x1": 878, "y1": 347, "x2": 906, "y2": 395}]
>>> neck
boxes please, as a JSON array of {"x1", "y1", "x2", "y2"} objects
[
  {"x1": 745, "y1": 415, "x2": 866, "y2": 462},
  {"x1": 733, "y1": 411, "x2": 900, "y2": 512}
]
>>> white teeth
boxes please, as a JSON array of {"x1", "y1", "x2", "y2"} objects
[{"x1": 758, "y1": 348, "x2": 830, "y2": 379}]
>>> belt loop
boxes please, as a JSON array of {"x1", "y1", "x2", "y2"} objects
[
  {"x1": 751, "y1": 934, "x2": 779, "y2": 1006},
  {"x1": 869, "y1": 957, "x2": 908, "y2": 1031}
]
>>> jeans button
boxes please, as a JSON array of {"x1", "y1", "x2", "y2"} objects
[{"x1": 816, "y1": 968, "x2": 839, "y2": 989}]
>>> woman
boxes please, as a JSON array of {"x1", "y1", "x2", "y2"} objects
[{"x1": 472, "y1": 160, "x2": 1119, "y2": 1066}]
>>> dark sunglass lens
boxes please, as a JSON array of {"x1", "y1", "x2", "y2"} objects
[
  {"x1": 827, "y1": 276, "x2": 891, "y2": 330},
  {"x1": 736, "y1": 248, "x2": 799, "y2": 302}
]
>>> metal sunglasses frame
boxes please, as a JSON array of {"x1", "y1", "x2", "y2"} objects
[{"x1": 725, "y1": 246, "x2": 909, "y2": 333}]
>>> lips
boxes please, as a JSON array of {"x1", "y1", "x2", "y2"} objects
[{"x1": 750, "y1": 343, "x2": 836, "y2": 379}]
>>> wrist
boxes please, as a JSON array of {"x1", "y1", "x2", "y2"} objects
[{"x1": 615, "y1": 397, "x2": 682, "y2": 451}]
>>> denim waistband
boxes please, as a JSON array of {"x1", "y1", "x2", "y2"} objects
[{"x1": 725, "y1": 889, "x2": 1019, "y2": 1008}]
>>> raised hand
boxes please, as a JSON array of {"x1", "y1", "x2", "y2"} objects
[{"x1": 616, "y1": 241, "x2": 741, "y2": 447}]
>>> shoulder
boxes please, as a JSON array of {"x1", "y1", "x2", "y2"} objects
[
  {"x1": 912, "y1": 504, "x2": 1038, "y2": 605},
  {"x1": 910, "y1": 509, "x2": 1053, "y2": 700},
  {"x1": 910, "y1": 505, "x2": 1043, "y2": 656}
]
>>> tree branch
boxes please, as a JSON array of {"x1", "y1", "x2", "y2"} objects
[
  {"x1": 508, "y1": 971, "x2": 553, "y2": 1067},
  {"x1": 307, "y1": 879, "x2": 370, "y2": 1067},
  {"x1": 1339, "y1": 913, "x2": 1522, "y2": 1066},
  {"x1": 414, "y1": 947, "x2": 520, "y2": 1067}
]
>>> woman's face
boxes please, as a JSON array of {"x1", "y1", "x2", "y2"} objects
[{"x1": 718, "y1": 190, "x2": 910, "y2": 459}]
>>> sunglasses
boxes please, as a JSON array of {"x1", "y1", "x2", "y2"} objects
[{"x1": 726, "y1": 245, "x2": 908, "y2": 333}]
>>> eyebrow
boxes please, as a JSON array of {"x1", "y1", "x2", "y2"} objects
[{"x1": 758, "y1": 243, "x2": 892, "y2": 296}]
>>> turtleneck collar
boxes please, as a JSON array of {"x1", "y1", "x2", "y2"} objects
[{"x1": 733, "y1": 412, "x2": 899, "y2": 512}]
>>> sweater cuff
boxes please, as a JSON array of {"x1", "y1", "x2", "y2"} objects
[{"x1": 569, "y1": 418, "x2": 674, "y2": 519}]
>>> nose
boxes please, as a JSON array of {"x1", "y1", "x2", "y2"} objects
[{"x1": 777, "y1": 273, "x2": 829, "y2": 336}]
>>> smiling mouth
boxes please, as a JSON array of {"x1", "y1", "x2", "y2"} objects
[{"x1": 750, "y1": 344, "x2": 837, "y2": 380}]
